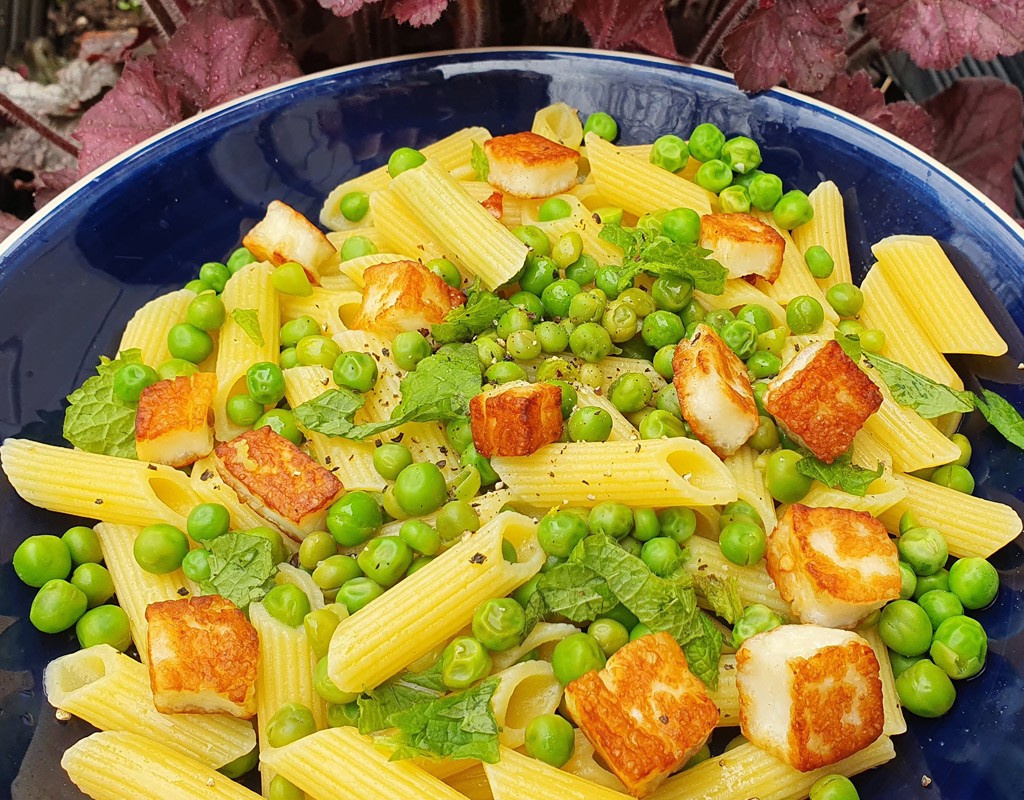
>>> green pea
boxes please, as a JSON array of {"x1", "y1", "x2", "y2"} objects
[
  {"x1": 752, "y1": 381, "x2": 769, "y2": 415},
  {"x1": 583, "y1": 111, "x2": 618, "y2": 142},
  {"x1": 472, "y1": 597, "x2": 527, "y2": 652},
  {"x1": 327, "y1": 492, "x2": 382, "y2": 547},
  {"x1": 167, "y1": 323, "x2": 213, "y2": 363},
  {"x1": 897, "y1": 526, "x2": 948, "y2": 576},
  {"x1": 226, "y1": 393, "x2": 263, "y2": 427},
  {"x1": 720, "y1": 500, "x2": 762, "y2": 530},
  {"x1": 721, "y1": 319, "x2": 758, "y2": 359},
  {"x1": 688, "y1": 123, "x2": 725, "y2": 161},
  {"x1": 695, "y1": 159, "x2": 733, "y2": 193},
  {"x1": 639, "y1": 409, "x2": 687, "y2": 439},
  {"x1": 641, "y1": 310, "x2": 685, "y2": 349},
  {"x1": 369, "y1": 444, "x2": 410, "y2": 483},
  {"x1": 537, "y1": 279, "x2": 578, "y2": 320},
  {"x1": 684, "y1": 744, "x2": 711, "y2": 770},
  {"x1": 860, "y1": 329, "x2": 885, "y2": 353},
  {"x1": 552, "y1": 632, "x2": 607, "y2": 686},
  {"x1": 30, "y1": 579, "x2": 88, "y2": 633},
  {"x1": 278, "y1": 348, "x2": 298, "y2": 370},
  {"x1": 485, "y1": 361, "x2": 527, "y2": 384},
  {"x1": 651, "y1": 345, "x2": 674, "y2": 381},
  {"x1": 786, "y1": 295, "x2": 824, "y2": 334},
  {"x1": 460, "y1": 444, "x2": 499, "y2": 487},
  {"x1": 646, "y1": 278, "x2": 691, "y2": 317},
  {"x1": 267, "y1": 702, "x2": 317, "y2": 748},
  {"x1": 256, "y1": 408, "x2": 303, "y2": 446},
  {"x1": 539, "y1": 197, "x2": 572, "y2": 222},
  {"x1": 809, "y1": 774, "x2": 860, "y2": 800},
  {"x1": 650, "y1": 134, "x2": 689, "y2": 172},
  {"x1": 388, "y1": 330, "x2": 429, "y2": 371},
  {"x1": 75, "y1": 605, "x2": 131, "y2": 652},
  {"x1": 718, "y1": 183, "x2": 751, "y2": 212},
  {"x1": 917, "y1": 590, "x2": 964, "y2": 630},
  {"x1": 773, "y1": 190, "x2": 814, "y2": 229},
  {"x1": 578, "y1": 363, "x2": 604, "y2": 389},
  {"x1": 748, "y1": 415, "x2": 780, "y2": 452},
  {"x1": 477, "y1": 337, "x2": 505, "y2": 368},
  {"x1": 264, "y1": 584, "x2": 312, "y2": 627},
  {"x1": 569, "y1": 322, "x2": 613, "y2": 363},
  {"x1": 568, "y1": 290, "x2": 607, "y2": 325},
  {"x1": 326, "y1": 702, "x2": 360, "y2": 728},
  {"x1": 268, "y1": 776, "x2": 304, "y2": 800},
  {"x1": 899, "y1": 562, "x2": 918, "y2": 600},
  {"x1": 825, "y1": 283, "x2": 864, "y2": 317},
  {"x1": 248, "y1": 526, "x2": 286, "y2": 568},
  {"x1": 659, "y1": 208, "x2": 701, "y2": 246},
  {"x1": 600, "y1": 301, "x2": 637, "y2": 344},
  {"x1": 13, "y1": 535, "x2": 72, "y2": 587},
  {"x1": 314, "y1": 655, "x2": 359, "y2": 704},
  {"x1": 595, "y1": 265, "x2": 630, "y2": 300},
  {"x1": 246, "y1": 361, "x2": 286, "y2": 405},
  {"x1": 605, "y1": 373, "x2": 651, "y2": 414},
  {"x1": 446, "y1": 418, "x2": 474, "y2": 454},
  {"x1": 544, "y1": 230, "x2": 582, "y2": 270},
  {"x1": 537, "y1": 511, "x2": 590, "y2": 558},
  {"x1": 898, "y1": 511, "x2": 920, "y2": 536},
  {"x1": 539, "y1": 380, "x2": 574, "y2": 421},
  {"x1": 896, "y1": 659, "x2": 955, "y2": 718},
  {"x1": 295, "y1": 335, "x2": 341, "y2": 369},
  {"x1": 930, "y1": 464, "x2": 975, "y2": 494},
  {"x1": 387, "y1": 147, "x2": 426, "y2": 177},
  {"x1": 765, "y1": 449, "x2": 812, "y2": 503},
  {"x1": 658, "y1": 508, "x2": 697, "y2": 545},
  {"x1": 913, "y1": 568, "x2": 950, "y2": 600},
  {"x1": 756, "y1": 326, "x2": 787, "y2": 357},
  {"x1": 623, "y1": 509, "x2": 658, "y2": 544},
  {"x1": 508, "y1": 290, "x2": 543, "y2": 319},
  {"x1": 70, "y1": 563, "x2": 115, "y2": 608},
  {"x1": 336, "y1": 577, "x2": 385, "y2": 614},
  {"x1": 564, "y1": 253, "x2": 598, "y2": 285},
  {"x1": 187, "y1": 503, "x2": 230, "y2": 543},
  {"x1": 357, "y1": 536, "x2": 413, "y2": 588},
  {"x1": 704, "y1": 308, "x2": 735, "y2": 332},
  {"x1": 654, "y1": 385, "x2": 682, "y2": 420},
  {"x1": 524, "y1": 713, "x2": 576, "y2": 767},
  {"x1": 930, "y1": 615, "x2": 987, "y2": 679},
  {"x1": 513, "y1": 225, "x2": 551, "y2": 257},
  {"x1": 133, "y1": 524, "x2": 189, "y2": 574},
  {"x1": 179, "y1": 548, "x2": 211, "y2": 583},
  {"x1": 195, "y1": 261, "x2": 228, "y2": 293},
  {"x1": 436, "y1": 499, "x2": 481, "y2": 541},
  {"x1": 497, "y1": 308, "x2": 533, "y2": 340},
  {"x1": 879, "y1": 599, "x2": 933, "y2": 657},
  {"x1": 294, "y1": 532, "x2": 333, "y2": 572},
  {"x1": 585, "y1": 618, "x2": 628, "y2": 657},
  {"x1": 535, "y1": 322, "x2": 570, "y2": 354},
  {"x1": 507, "y1": 329, "x2": 543, "y2": 361},
  {"x1": 333, "y1": 351, "x2": 378, "y2": 393},
  {"x1": 567, "y1": 406, "x2": 613, "y2": 442},
  {"x1": 731, "y1": 603, "x2": 783, "y2": 648},
  {"x1": 112, "y1": 362, "x2": 160, "y2": 403},
  {"x1": 889, "y1": 650, "x2": 923, "y2": 679},
  {"x1": 948, "y1": 557, "x2": 998, "y2": 610},
  {"x1": 586, "y1": 502, "x2": 632, "y2": 540},
  {"x1": 312, "y1": 554, "x2": 362, "y2": 591},
  {"x1": 640, "y1": 537, "x2": 681, "y2": 577},
  {"x1": 804, "y1": 245, "x2": 835, "y2": 279},
  {"x1": 340, "y1": 235, "x2": 376, "y2": 261},
  {"x1": 680, "y1": 300, "x2": 707, "y2": 330},
  {"x1": 720, "y1": 136, "x2": 762, "y2": 174},
  {"x1": 630, "y1": 622, "x2": 653, "y2": 642},
  {"x1": 227, "y1": 247, "x2": 258, "y2": 274},
  {"x1": 441, "y1": 635, "x2": 492, "y2": 689},
  {"x1": 748, "y1": 172, "x2": 783, "y2": 212},
  {"x1": 719, "y1": 521, "x2": 767, "y2": 566},
  {"x1": 520, "y1": 255, "x2": 560, "y2": 296},
  {"x1": 271, "y1": 262, "x2": 313, "y2": 297},
  {"x1": 394, "y1": 522, "x2": 439, "y2": 559},
  {"x1": 62, "y1": 526, "x2": 103, "y2": 567},
  {"x1": 340, "y1": 190, "x2": 370, "y2": 222},
  {"x1": 422, "y1": 258, "x2": 460, "y2": 289}
]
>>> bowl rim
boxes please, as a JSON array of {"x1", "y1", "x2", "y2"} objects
[{"x1": 1, "y1": 45, "x2": 1021, "y2": 262}]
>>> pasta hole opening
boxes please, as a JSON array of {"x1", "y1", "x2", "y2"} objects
[
  {"x1": 337, "y1": 301, "x2": 361, "y2": 329},
  {"x1": 148, "y1": 475, "x2": 202, "y2": 520},
  {"x1": 665, "y1": 448, "x2": 719, "y2": 490},
  {"x1": 503, "y1": 673, "x2": 562, "y2": 729},
  {"x1": 52, "y1": 649, "x2": 108, "y2": 695}
]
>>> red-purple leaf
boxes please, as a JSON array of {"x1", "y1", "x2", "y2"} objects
[
  {"x1": 537, "y1": 0, "x2": 576, "y2": 22},
  {"x1": 32, "y1": 168, "x2": 77, "y2": 210},
  {"x1": 317, "y1": 0, "x2": 380, "y2": 17},
  {"x1": 722, "y1": 0, "x2": 847, "y2": 93},
  {"x1": 572, "y1": 0, "x2": 678, "y2": 60},
  {"x1": 73, "y1": 60, "x2": 187, "y2": 177},
  {"x1": 926, "y1": 77, "x2": 1024, "y2": 213},
  {"x1": 385, "y1": 0, "x2": 450, "y2": 26},
  {"x1": 866, "y1": 0, "x2": 1024, "y2": 70},
  {"x1": 0, "y1": 211, "x2": 22, "y2": 242},
  {"x1": 152, "y1": 6, "x2": 301, "y2": 111}
]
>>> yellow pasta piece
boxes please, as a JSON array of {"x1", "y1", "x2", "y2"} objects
[
  {"x1": 45, "y1": 645, "x2": 255, "y2": 768},
  {"x1": 859, "y1": 626, "x2": 907, "y2": 736},
  {"x1": 574, "y1": 385, "x2": 638, "y2": 441},
  {"x1": 649, "y1": 736, "x2": 895, "y2": 800},
  {"x1": 326, "y1": 226, "x2": 392, "y2": 257},
  {"x1": 753, "y1": 219, "x2": 838, "y2": 324},
  {"x1": 62, "y1": 731, "x2": 263, "y2": 800},
  {"x1": 683, "y1": 536, "x2": 791, "y2": 620},
  {"x1": 859, "y1": 265, "x2": 963, "y2": 389},
  {"x1": 331, "y1": 251, "x2": 419, "y2": 288},
  {"x1": 369, "y1": 190, "x2": 450, "y2": 265},
  {"x1": 214, "y1": 262, "x2": 280, "y2": 441},
  {"x1": 878, "y1": 474, "x2": 1023, "y2": 558},
  {"x1": 320, "y1": 126, "x2": 491, "y2": 230},
  {"x1": 391, "y1": 160, "x2": 528, "y2": 289},
  {"x1": 872, "y1": 235, "x2": 1006, "y2": 355},
  {"x1": 279, "y1": 286, "x2": 362, "y2": 336},
  {"x1": 444, "y1": 763, "x2": 494, "y2": 800},
  {"x1": 851, "y1": 426, "x2": 892, "y2": 470},
  {"x1": 532, "y1": 102, "x2": 584, "y2": 149},
  {"x1": 695, "y1": 279, "x2": 787, "y2": 328},
  {"x1": 189, "y1": 456, "x2": 268, "y2": 531},
  {"x1": 492, "y1": 439, "x2": 737, "y2": 508},
  {"x1": 0, "y1": 439, "x2": 201, "y2": 528},
  {"x1": 329, "y1": 512, "x2": 542, "y2": 693},
  {"x1": 523, "y1": 195, "x2": 622, "y2": 264},
  {"x1": 491, "y1": 660, "x2": 563, "y2": 748},
  {"x1": 562, "y1": 730, "x2": 629, "y2": 792},
  {"x1": 118, "y1": 289, "x2": 193, "y2": 367},
  {"x1": 723, "y1": 446, "x2": 777, "y2": 533},
  {"x1": 707, "y1": 654, "x2": 739, "y2": 728},
  {"x1": 485, "y1": 745, "x2": 631, "y2": 800},
  {"x1": 94, "y1": 523, "x2": 193, "y2": 662},
  {"x1": 585, "y1": 134, "x2": 713, "y2": 217},
  {"x1": 791, "y1": 181, "x2": 853, "y2": 289},
  {"x1": 800, "y1": 469, "x2": 908, "y2": 517},
  {"x1": 261, "y1": 726, "x2": 470, "y2": 800},
  {"x1": 490, "y1": 621, "x2": 579, "y2": 672}
]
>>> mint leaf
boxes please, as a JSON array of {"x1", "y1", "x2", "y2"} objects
[
  {"x1": 597, "y1": 222, "x2": 638, "y2": 255},
  {"x1": 231, "y1": 308, "x2": 264, "y2": 347},
  {"x1": 834, "y1": 330, "x2": 863, "y2": 361},
  {"x1": 975, "y1": 388, "x2": 1024, "y2": 450},
  {"x1": 294, "y1": 388, "x2": 415, "y2": 440},
  {"x1": 357, "y1": 662, "x2": 446, "y2": 734},
  {"x1": 797, "y1": 454, "x2": 884, "y2": 497},
  {"x1": 864, "y1": 353, "x2": 975, "y2": 418},
  {"x1": 693, "y1": 573, "x2": 744, "y2": 625},
  {"x1": 199, "y1": 532, "x2": 277, "y2": 611},
  {"x1": 471, "y1": 140, "x2": 489, "y2": 182},
  {"x1": 526, "y1": 562, "x2": 618, "y2": 627},
  {"x1": 383, "y1": 678, "x2": 501, "y2": 763},
  {"x1": 63, "y1": 349, "x2": 144, "y2": 459},
  {"x1": 431, "y1": 282, "x2": 510, "y2": 344},
  {"x1": 599, "y1": 223, "x2": 727, "y2": 296}
]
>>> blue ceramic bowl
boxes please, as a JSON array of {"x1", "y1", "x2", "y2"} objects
[{"x1": 1, "y1": 49, "x2": 1023, "y2": 799}]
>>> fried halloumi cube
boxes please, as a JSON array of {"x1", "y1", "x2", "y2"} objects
[
  {"x1": 764, "y1": 340, "x2": 882, "y2": 463},
  {"x1": 469, "y1": 380, "x2": 562, "y2": 458},
  {"x1": 481, "y1": 190, "x2": 504, "y2": 219},
  {"x1": 350, "y1": 259, "x2": 465, "y2": 335},
  {"x1": 766, "y1": 504, "x2": 901, "y2": 628},
  {"x1": 242, "y1": 200, "x2": 334, "y2": 283},
  {"x1": 145, "y1": 595, "x2": 259, "y2": 718},
  {"x1": 214, "y1": 426, "x2": 343, "y2": 542},
  {"x1": 672, "y1": 324, "x2": 759, "y2": 458},
  {"x1": 135, "y1": 373, "x2": 217, "y2": 468},
  {"x1": 564, "y1": 632, "x2": 718, "y2": 798},
  {"x1": 736, "y1": 624, "x2": 884, "y2": 772},
  {"x1": 698, "y1": 213, "x2": 785, "y2": 283},
  {"x1": 484, "y1": 132, "x2": 580, "y2": 199}
]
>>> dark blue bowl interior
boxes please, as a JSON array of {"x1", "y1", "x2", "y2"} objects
[{"x1": 2, "y1": 50, "x2": 1023, "y2": 798}]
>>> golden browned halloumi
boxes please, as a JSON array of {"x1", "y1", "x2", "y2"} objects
[
  {"x1": 481, "y1": 190, "x2": 504, "y2": 219},
  {"x1": 135, "y1": 373, "x2": 217, "y2": 468},
  {"x1": 766, "y1": 504, "x2": 901, "y2": 628},
  {"x1": 672, "y1": 324, "x2": 759, "y2": 458},
  {"x1": 469, "y1": 381, "x2": 562, "y2": 458},
  {"x1": 698, "y1": 213, "x2": 785, "y2": 283},
  {"x1": 145, "y1": 595, "x2": 259, "y2": 719},
  {"x1": 214, "y1": 426, "x2": 343, "y2": 542},
  {"x1": 242, "y1": 200, "x2": 334, "y2": 283},
  {"x1": 483, "y1": 132, "x2": 579, "y2": 199},
  {"x1": 350, "y1": 259, "x2": 465, "y2": 335},
  {"x1": 564, "y1": 632, "x2": 718, "y2": 798},
  {"x1": 736, "y1": 624, "x2": 884, "y2": 772},
  {"x1": 764, "y1": 340, "x2": 882, "y2": 463}
]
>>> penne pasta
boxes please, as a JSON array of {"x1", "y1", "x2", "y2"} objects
[
  {"x1": 723, "y1": 446, "x2": 777, "y2": 533},
  {"x1": 490, "y1": 621, "x2": 580, "y2": 672},
  {"x1": 683, "y1": 536, "x2": 791, "y2": 620},
  {"x1": 278, "y1": 286, "x2": 362, "y2": 335},
  {"x1": 523, "y1": 194, "x2": 623, "y2": 264},
  {"x1": 791, "y1": 181, "x2": 853, "y2": 289},
  {"x1": 334, "y1": 251, "x2": 417, "y2": 288},
  {"x1": 490, "y1": 660, "x2": 563, "y2": 748},
  {"x1": 800, "y1": 468, "x2": 909, "y2": 517},
  {"x1": 485, "y1": 745, "x2": 631, "y2": 800},
  {"x1": 574, "y1": 385, "x2": 639, "y2": 441},
  {"x1": 707, "y1": 655, "x2": 739, "y2": 728},
  {"x1": 695, "y1": 279, "x2": 787, "y2": 328},
  {"x1": 368, "y1": 189, "x2": 450, "y2": 265},
  {"x1": 118, "y1": 289, "x2": 193, "y2": 367},
  {"x1": 532, "y1": 102, "x2": 584, "y2": 149},
  {"x1": 859, "y1": 626, "x2": 908, "y2": 736},
  {"x1": 753, "y1": 219, "x2": 839, "y2": 324},
  {"x1": 443, "y1": 763, "x2": 494, "y2": 800}
]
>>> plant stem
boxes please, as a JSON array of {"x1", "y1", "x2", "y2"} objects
[
  {"x1": 0, "y1": 95, "x2": 80, "y2": 157},
  {"x1": 691, "y1": 0, "x2": 756, "y2": 65},
  {"x1": 140, "y1": 0, "x2": 192, "y2": 40}
]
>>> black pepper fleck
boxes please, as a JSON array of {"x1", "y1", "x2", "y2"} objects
[
  {"x1": 469, "y1": 553, "x2": 486, "y2": 564},
  {"x1": 201, "y1": 469, "x2": 214, "y2": 482}
]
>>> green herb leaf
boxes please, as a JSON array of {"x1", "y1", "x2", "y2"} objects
[
  {"x1": 525, "y1": 562, "x2": 618, "y2": 628},
  {"x1": 797, "y1": 453, "x2": 884, "y2": 496},
  {"x1": 864, "y1": 353, "x2": 974, "y2": 418},
  {"x1": 834, "y1": 330, "x2": 862, "y2": 361},
  {"x1": 975, "y1": 388, "x2": 1024, "y2": 450},
  {"x1": 62, "y1": 349, "x2": 144, "y2": 459},
  {"x1": 431, "y1": 281, "x2": 510, "y2": 344},
  {"x1": 199, "y1": 532, "x2": 277, "y2": 610},
  {"x1": 231, "y1": 308, "x2": 264, "y2": 347},
  {"x1": 596, "y1": 222, "x2": 637, "y2": 254},
  {"x1": 598, "y1": 223, "x2": 727, "y2": 295},
  {"x1": 382, "y1": 677, "x2": 501, "y2": 763},
  {"x1": 471, "y1": 141, "x2": 489, "y2": 182},
  {"x1": 357, "y1": 662, "x2": 446, "y2": 734},
  {"x1": 693, "y1": 573, "x2": 744, "y2": 625}
]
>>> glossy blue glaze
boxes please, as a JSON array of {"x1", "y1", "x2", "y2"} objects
[{"x1": 1, "y1": 49, "x2": 1023, "y2": 798}]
